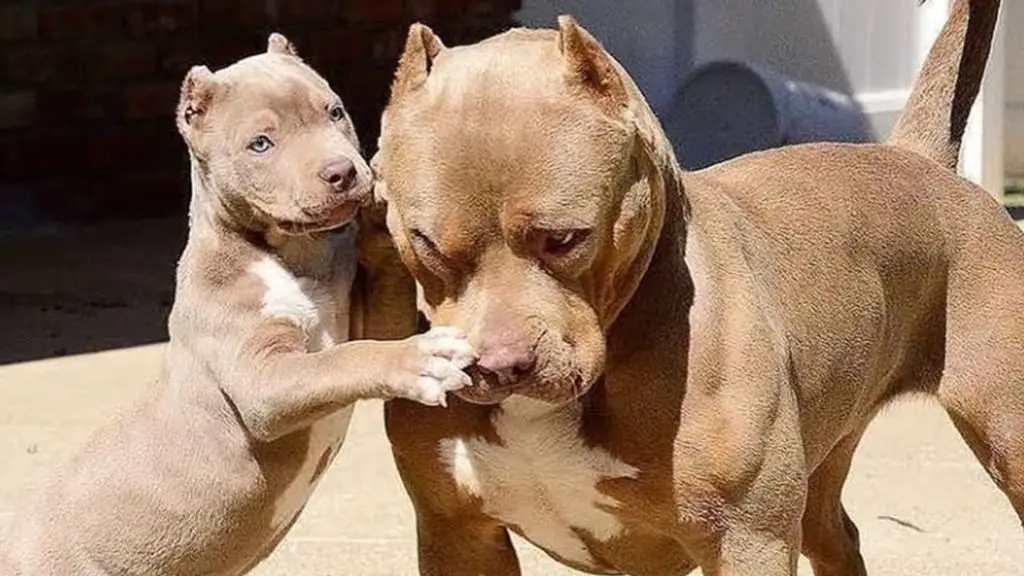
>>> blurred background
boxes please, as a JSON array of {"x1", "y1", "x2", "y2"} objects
[
  {"x1": 0, "y1": 0, "x2": 1019, "y2": 233},
  {"x1": 0, "y1": 0, "x2": 520, "y2": 227}
]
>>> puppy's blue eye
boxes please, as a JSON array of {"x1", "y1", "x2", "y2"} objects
[
  {"x1": 248, "y1": 135, "x2": 273, "y2": 154},
  {"x1": 329, "y1": 105, "x2": 345, "y2": 122}
]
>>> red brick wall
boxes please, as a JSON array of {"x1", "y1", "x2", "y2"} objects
[{"x1": 0, "y1": 0, "x2": 519, "y2": 227}]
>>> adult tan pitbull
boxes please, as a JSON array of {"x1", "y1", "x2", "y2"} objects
[
  {"x1": 0, "y1": 35, "x2": 468, "y2": 575},
  {"x1": 375, "y1": 1, "x2": 1018, "y2": 574}
]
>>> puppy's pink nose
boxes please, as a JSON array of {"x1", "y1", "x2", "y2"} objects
[
  {"x1": 319, "y1": 157, "x2": 357, "y2": 193},
  {"x1": 476, "y1": 339, "x2": 536, "y2": 386}
]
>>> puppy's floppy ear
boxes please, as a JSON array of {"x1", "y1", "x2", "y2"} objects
[
  {"x1": 556, "y1": 15, "x2": 627, "y2": 108},
  {"x1": 176, "y1": 65, "x2": 217, "y2": 138},
  {"x1": 267, "y1": 32, "x2": 299, "y2": 57},
  {"x1": 391, "y1": 23, "x2": 446, "y2": 100}
]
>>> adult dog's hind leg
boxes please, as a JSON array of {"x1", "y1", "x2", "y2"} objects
[
  {"x1": 801, "y1": 429, "x2": 868, "y2": 576},
  {"x1": 940, "y1": 377, "x2": 1024, "y2": 523},
  {"x1": 939, "y1": 275, "x2": 1024, "y2": 526}
]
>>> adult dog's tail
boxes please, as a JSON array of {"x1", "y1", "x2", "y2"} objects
[{"x1": 888, "y1": 0, "x2": 1001, "y2": 170}]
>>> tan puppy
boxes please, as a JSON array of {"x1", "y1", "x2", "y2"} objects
[
  {"x1": 376, "y1": 1, "x2": 1017, "y2": 575},
  {"x1": 0, "y1": 34, "x2": 472, "y2": 576}
]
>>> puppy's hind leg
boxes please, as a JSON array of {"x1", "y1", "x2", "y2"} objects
[{"x1": 801, "y1": 429, "x2": 868, "y2": 576}]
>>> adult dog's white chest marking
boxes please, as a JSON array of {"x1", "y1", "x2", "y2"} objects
[
  {"x1": 440, "y1": 397, "x2": 638, "y2": 566},
  {"x1": 250, "y1": 250, "x2": 356, "y2": 530}
]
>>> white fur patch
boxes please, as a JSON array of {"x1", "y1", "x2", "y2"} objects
[
  {"x1": 440, "y1": 397, "x2": 638, "y2": 567},
  {"x1": 250, "y1": 256, "x2": 342, "y2": 351},
  {"x1": 415, "y1": 281, "x2": 431, "y2": 320},
  {"x1": 447, "y1": 438, "x2": 481, "y2": 495}
]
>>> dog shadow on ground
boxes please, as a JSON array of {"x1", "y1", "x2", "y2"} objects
[{"x1": 0, "y1": 218, "x2": 185, "y2": 366}]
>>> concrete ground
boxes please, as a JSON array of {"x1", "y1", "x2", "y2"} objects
[{"x1": 1, "y1": 219, "x2": 1022, "y2": 574}]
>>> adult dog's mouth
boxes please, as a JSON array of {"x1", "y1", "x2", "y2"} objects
[
  {"x1": 455, "y1": 366, "x2": 524, "y2": 405},
  {"x1": 455, "y1": 369, "x2": 589, "y2": 406},
  {"x1": 516, "y1": 373, "x2": 590, "y2": 404}
]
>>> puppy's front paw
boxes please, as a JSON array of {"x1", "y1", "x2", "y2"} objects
[{"x1": 394, "y1": 326, "x2": 476, "y2": 407}]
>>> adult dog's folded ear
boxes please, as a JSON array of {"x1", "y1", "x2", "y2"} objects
[
  {"x1": 176, "y1": 65, "x2": 217, "y2": 144},
  {"x1": 556, "y1": 15, "x2": 628, "y2": 110},
  {"x1": 390, "y1": 23, "x2": 446, "y2": 100}
]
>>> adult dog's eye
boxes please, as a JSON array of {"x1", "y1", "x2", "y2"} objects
[
  {"x1": 407, "y1": 229, "x2": 450, "y2": 299},
  {"x1": 247, "y1": 135, "x2": 274, "y2": 154},
  {"x1": 410, "y1": 229, "x2": 441, "y2": 255},
  {"x1": 328, "y1": 105, "x2": 345, "y2": 123},
  {"x1": 537, "y1": 228, "x2": 590, "y2": 257},
  {"x1": 409, "y1": 228, "x2": 459, "y2": 270}
]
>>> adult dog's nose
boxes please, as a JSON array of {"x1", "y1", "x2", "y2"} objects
[
  {"x1": 475, "y1": 340, "x2": 536, "y2": 386},
  {"x1": 318, "y1": 157, "x2": 356, "y2": 193}
]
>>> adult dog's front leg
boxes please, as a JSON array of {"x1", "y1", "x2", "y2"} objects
[
  {"x1": 678, "y1": 448, "x2": 805, "y2": 576},
  {"x1": 415, "y1": 507, "x2": 522, "y2": 576},
  {"x1": 708, "y1": 527, "x2": 801, "y2": 576},
  {"x1": 675, "y1": 415, "x2": 806, "y2": 576},
  {"x1": 389, "y1": 416, "x2": 521, "y2": 576},
  {"x1": 675, "y1": 341, "x2": 806, "y2": 576},
  {"x1": 679, "y1": 464, "x2": 804, "y2": 576}
]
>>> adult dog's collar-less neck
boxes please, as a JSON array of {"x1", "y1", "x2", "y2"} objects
[{"x1": 604, "y1": 186, "x2": 691, "y2": 368}]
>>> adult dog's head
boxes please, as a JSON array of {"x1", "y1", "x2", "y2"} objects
[
  {"x1": 176, "y1": 34, "x2": 372, "y2": 236},
  {"x1": 376, "y1": 17, "x2": 676, "y2": 406}
]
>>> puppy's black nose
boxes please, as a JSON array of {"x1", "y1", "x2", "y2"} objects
[{"x1": 318, "y1": 157, "x2": 357, "y2": 193}]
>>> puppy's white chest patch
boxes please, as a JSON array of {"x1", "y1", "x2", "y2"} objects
[
  {"x1": 440, "y1": 398, "x2": 637, "y2": 567},
  {"x1": 249, "y1": 245, "x2": 357, "y2": 529},
  {"x1": 250, "y1": 256, "x2": 349, "y2": 350}
]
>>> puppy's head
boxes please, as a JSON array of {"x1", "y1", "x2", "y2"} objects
[
  {"x1": 177, "y1": 33, "x2": 371, "y2": 235},
  {"x1": 377, "y1": 17, "x2": 669, "y2": 406}
]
